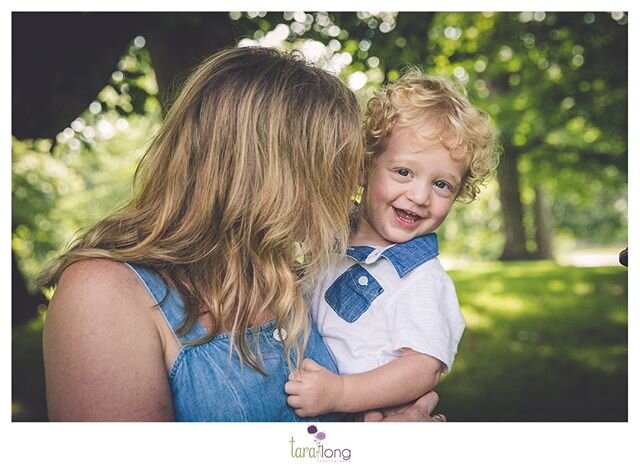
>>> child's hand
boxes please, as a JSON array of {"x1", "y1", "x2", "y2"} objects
[{"x1": 285, "y1": 358, "x2": 345, "y2": 417}]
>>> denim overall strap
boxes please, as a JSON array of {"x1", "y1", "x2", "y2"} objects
[{"x1": 126, "y1": 263, "x2": 207, "y2": 344}]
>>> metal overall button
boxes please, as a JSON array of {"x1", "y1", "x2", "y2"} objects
[{"x1": 273, "y1": 328, "x2": 288, "y2": 342}]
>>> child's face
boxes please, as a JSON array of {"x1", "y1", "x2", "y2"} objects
[{"x1": 354, "y1": 124, "x2": 467, "y2": 247}]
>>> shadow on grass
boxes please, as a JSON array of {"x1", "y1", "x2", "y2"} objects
[{"x1": 439, "y1": 261, "x2": 627, "y2": 421}]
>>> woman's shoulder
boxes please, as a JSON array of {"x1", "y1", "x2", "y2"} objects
[
  {"x1": 52, "y1": 258, "x2": 156, "y2": 322},
  {"x1": 58, "y1": 258, "x2": 137, "y2": 288},
  {"x1": 44, "y1": 258, "x2": 175, "y2": 420}
]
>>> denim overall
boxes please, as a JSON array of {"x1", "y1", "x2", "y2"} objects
[{"x1": 127, "y1": 263, "x2": 342, "y2": 422}]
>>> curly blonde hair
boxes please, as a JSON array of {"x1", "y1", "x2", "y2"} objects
[
  {"x1": 42, "y1": 47, "x2": 364, "y2": 373},
  {"x1": 364, "y1": 69, "x2": 499, "y2": 202}
]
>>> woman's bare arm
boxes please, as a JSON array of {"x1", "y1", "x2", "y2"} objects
[{"x1": 43, "y1": 259, "x2": 175, "y2": 421}]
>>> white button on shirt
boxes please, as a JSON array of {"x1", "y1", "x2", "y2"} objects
[
  {"x1": 365, "y1": 251, "x2": 382, "y2": 264},
  {"x1": 357, "y1": 276, "x2": 369, "y2": 286}
]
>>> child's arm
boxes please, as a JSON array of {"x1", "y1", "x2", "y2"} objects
[{"x1": 285, "y1": 348, "x2": 443, "y2": 417}]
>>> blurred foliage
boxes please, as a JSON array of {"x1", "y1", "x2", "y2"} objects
[
  {"x1": 12, "y1": 39, "x2": 162, "y2": 290},
  {"x1": 440, "y1": 181, "x2": 505, "y2": 260},
  {"x1": 12, "y1": 12, "x2": 628, "y2": 287},
  {"x1": 12, "y1": 262, "x2": 627, "y2": 421},
  {"x1": 232, "y1": 11, "x2": 628, "y2": 257},
  {"x1": 442, "y1": 261, "x2": 627, "y2": 421}
]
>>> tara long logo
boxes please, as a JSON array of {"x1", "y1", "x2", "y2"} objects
[
  {"x1": 307, "y1": 425, "x2": 326, "y2": 442},
  {"x1": 289, "y1": 425, "x2": 352, "y2": 462}
]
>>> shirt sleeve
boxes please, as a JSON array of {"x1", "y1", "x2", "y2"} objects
[{"x1": 387, "y1": 266, "x2": 465, "y2": 372}]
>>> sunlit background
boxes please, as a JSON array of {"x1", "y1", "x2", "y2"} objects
[{"x1": 12, "y1": 12, "x2": 627, "y2": 421}]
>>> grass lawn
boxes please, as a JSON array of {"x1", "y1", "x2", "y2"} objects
[
  {"x1": 440, "y1": 261, "x2": 628, "y2": 421},
  {"x1": 12, "y1": 261, "x2": 628, "y2": 421}
]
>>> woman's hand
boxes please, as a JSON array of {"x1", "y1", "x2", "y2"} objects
[{"x1": 363, "y1": 391, "x2": 445, "y2": 422}]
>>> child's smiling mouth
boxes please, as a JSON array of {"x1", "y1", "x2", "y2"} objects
[{"x1": 393, "y1": 207, "x2": 423, "y2": 227}]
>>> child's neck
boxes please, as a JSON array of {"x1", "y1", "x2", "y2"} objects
[
  {"x1": 349, "y1": 217, "x2": 394, "y2": 248},
  {"x1": 349, "y1": 235, "x2": 390, "y2": 249}
]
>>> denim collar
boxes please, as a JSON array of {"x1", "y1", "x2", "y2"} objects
[{"x1": 346, "y1": 233, "x2": 439, "y2": 278}]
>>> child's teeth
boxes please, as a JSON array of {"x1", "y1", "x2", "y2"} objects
[{"x1": 397, "y1": 209, "x2": 419, "y2": 222}]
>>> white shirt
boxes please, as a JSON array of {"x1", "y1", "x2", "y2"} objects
[{"x1": 311, "y1": 233, "x2": 465, "y2": 375}]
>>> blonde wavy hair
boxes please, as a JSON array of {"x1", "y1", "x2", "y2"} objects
[
  {"x1": 42, "y1": 47, "x2": 364, "y2": 373},
  {"x1": 364, "y1": 69, "x2": 499, "y2": 202}
]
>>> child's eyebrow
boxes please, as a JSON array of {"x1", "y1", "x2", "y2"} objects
[
  {"x1": 442, "y1": 172, "x2": 462, "y2": 185},
  {"x1": 388, "y1": 153, "x2": 425, "y2": 162}
]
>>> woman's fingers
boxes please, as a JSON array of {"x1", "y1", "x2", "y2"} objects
[
  {"x1": 362, "y1": 410, "x2": 385, "y2": 422},
  {"x1": 371, "y1": 391, "x2": 443, "y2": 422},
  {"x1": 414, "y1": 390, "x2": 440, "y2": 419}
]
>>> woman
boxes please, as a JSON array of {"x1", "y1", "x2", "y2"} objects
[{"x1": 42, "y1": 47, "x2": 442, "y2": 421}]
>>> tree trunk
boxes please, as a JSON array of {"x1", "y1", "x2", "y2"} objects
[
  {"x1": 142, "y1": 13, "x2": 237, "y2": 111},
  {"x1": 497, "y1": 149, "x2": 530, "y2": 260},
  {"x1": 12, "y1": 13, "x2": 238, "y2": 139},
  {"x1": 533, "y1": 185, "x2": 554, "y2": 260},
  {"x1": 12, "y1": 13, "x2": 142, "y2": 139}
]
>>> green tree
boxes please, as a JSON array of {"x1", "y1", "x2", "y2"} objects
[
  {"x1": 12, "y1": 11, "x2": 628, "y2": 311},
  {"x1": 237, "y1": 11, "x2": 627, "y2": 260},
  {"x1": 426, "y1": 12, "x2": 626, "y2": 259}
]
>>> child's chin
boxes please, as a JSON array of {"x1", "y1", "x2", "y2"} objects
[{"x1": 386, "y1": 232, "x2": 414, "y2": 244}]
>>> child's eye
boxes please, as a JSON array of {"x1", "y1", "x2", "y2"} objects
[
  {"x1": 434, "y1": 180, "x2": 452, "y2": 191},
  {"x1": 397, "y1": 168, "x2": 411, "y2": 177}
]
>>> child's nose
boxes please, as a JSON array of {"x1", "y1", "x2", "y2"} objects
[{"x1": 407, "y1": 184, "x2": 430, "y2": 206}]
